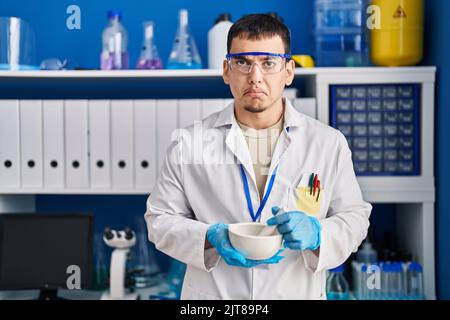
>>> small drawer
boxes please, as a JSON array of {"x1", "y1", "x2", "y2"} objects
[
  {"x1": 384, "y1": 112, "x2": 398, "y2": 123},
  {"x1": 399, "y1": 124, "x2": 414, "y2": 135},
  {"x1": 367, "y1": 100, "x2": 382, "y2": 111},
  {"x1": 368, "y1": 162, "x2": 383, "y2": 173},
  {"x1": 352, "y1": 100, "x2": 367, "y2": 111},
  {"x1": 384, "y1": 150, "x2": 398, "y2": 161},
  {"x1": 369, "y1": 137, "x2": 383, "y2": 149},
  {"x1": 336, "y1": 99, "x2": 352, "y2": 111},
  {"x1": 369, "y1": 150, "x2": 383, "y2": 161},
  {"x1": 368, "y1": 112, "x2": 382, "y2": 123},
  {"x1": 353, "y1": 112, "x2": 367, "y2": 124},
  {"x1": 337, "y1": 112, "x2": 352, "y2": 124},
  {"x1": 398, "y1": 86, "x2": 414, "y2": 98},
  {"x1": 399, "y1": 137, "x2": 414, "y2": 148},
  {"x1": 353, "y1": 125, "x2": 368, "y2": 136},
  {"x1": 336, "y1": 87, "x2": 352, "y2": 98},
  {"x1": 383, "y1": 100, "x2": 398, "y2": 111},
  {"x1": 354, "y1": 150, "x2": 369, "y2": 161},
  {"x1": 398, "y1": 161, "x2": 414, "y2": 172},
  {"x1": 384, "y1": 125, "x2": 398, "y2": 136},
  {"x1": 368, "y1": 125, "x2": 383, "y2": 136},
  {"x1": 385, "y1": 162, "x2": 398, "y2": 173},
  {"x1": 399, "y1": 150, "x2": 414, "y2": 161},
  {"x1": 367, "y1": 87, "x2": 382, "y2": 98},
  {"x1": 384, "y1": 137, "x2": 398, "y2": 148},
  {"x1": 352, "y1": 87, "x2": 367, "y2": 99},
  {"x1": 398, "y1": 99, "x2": 414, "y2": 111},
  {"x1": 353, "y1": 137, "x2": 368, "y2": 149},
  {"x1": 399, "y1": 112, "x2": 414, "y2": 123},
  {"x1": 383, "y1": 86, "x2": 397, "y2": 98}
]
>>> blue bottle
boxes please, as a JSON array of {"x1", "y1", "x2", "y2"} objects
[{"x1": 326, "y1": 264, "x2": 350, "y2": 300}]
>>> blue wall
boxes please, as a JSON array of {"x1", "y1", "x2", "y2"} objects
[
  {"x1": 1, "y1": 0, "x2": 449, "y2": 298},
  {"x1": 424, "y1": 0, "x2": 450, "y2": 300}
]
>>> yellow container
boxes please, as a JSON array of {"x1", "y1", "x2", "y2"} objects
[{"x1": 370, "y1": 0, "x2": 424, "y2": 66}]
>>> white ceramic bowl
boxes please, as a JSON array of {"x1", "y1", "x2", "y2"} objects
[{"x1": 228, "y1": 222, "x2": 282, "y2": 260}]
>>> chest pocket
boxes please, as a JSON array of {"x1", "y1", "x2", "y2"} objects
[{"x1": 295, "y1": 186, "x2": 324, "y2": 217}]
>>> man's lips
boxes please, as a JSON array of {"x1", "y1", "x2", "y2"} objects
[{"x1": 244, "y1": 89, "x2": 267, "y2": 97}]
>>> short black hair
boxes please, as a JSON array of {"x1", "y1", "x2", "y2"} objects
[{"x1": 227, "y1": 14, "x2": 291, "y2": 54}]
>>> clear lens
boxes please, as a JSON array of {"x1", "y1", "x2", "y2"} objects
[{"x1": 229, "y1": 55, "x2": 285, "y2": 74}]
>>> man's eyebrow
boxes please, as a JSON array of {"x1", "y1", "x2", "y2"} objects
[{"x1": 233, "y1": 55, "x2": 276, "y2": 62}]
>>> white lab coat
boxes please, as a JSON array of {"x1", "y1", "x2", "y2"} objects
[{"x1": 145, "y1": 98, "x2": 372, "y2": 300}]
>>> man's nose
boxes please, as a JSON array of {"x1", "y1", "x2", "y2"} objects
[{"x1": 248, "y1": 63, "x2": 263, "y2": 84}]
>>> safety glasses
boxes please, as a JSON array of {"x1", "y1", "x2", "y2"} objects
[{"x1": 226, "y1": 52, "x2": 291, "y2": 74}]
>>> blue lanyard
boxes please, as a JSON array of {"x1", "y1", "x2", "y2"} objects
[{"x1": 240, "y1": 164, "x2": 279, "y2": 222}]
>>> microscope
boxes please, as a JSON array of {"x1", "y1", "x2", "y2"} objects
[{"x1": 101, "y1": 227, "x2": 140, "y2": 300}]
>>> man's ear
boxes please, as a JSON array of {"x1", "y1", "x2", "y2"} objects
[
  {"x1": 222, "y1": 59, "x2": 230, "y2": 85},
  {"x1": 285, "y1": 59, "x2": 296, "y2": 86}
]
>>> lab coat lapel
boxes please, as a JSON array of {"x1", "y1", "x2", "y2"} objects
[{"x1": 225, "y1": 123, "x2": 256, "y2": 186}]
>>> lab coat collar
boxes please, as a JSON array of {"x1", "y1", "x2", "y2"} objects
[{"x1": 212, "y1": 97, "x2": 304, "y2": 130}]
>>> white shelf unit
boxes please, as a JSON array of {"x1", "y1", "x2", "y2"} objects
[{"x1": 0, "y1": 67, "x2": 436, "y2": 299}]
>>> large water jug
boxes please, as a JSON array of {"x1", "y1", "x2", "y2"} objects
[{"x1": 314, "y1": 0, "x2": 369, "y2": 67}]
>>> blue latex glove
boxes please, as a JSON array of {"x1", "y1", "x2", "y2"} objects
[
  {"x1": 206, "y1": 223, "x2": 285, "y2": 268},
  {"x1": 267, "y1": 206, "x2": 322, "y2": 251}
]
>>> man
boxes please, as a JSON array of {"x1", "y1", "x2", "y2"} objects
[{"x1": 145, "y1": 14, "x2": 372, "y2": 299}]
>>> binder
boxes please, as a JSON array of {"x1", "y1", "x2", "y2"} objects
[
  {"x1": 156, "y1": 100, "x2": 178, "y2": 171},
  {"x1": 111, "y1": 100, "x2": 134, "y2": 188},
  {"x1": 43, "y1": 100, "x2": 65, "y2": 188},
  {"x1": 0, "y1": 100, "x2": 20, "y2": 188},
  {"x1": 89, "y1": 100, "x2": 111, "y2": 188},
  {"x1": 178, "y1": 99, "x2": 201, "y2": 129},
  {"x1": 65, "y1": 100, "x2": 89, "y2": 188},
  {"x1": 201, "y1": 99, "x2": 225, "y2": 119},
  {"x1": 134, "y1": 100, "x2": 157, "y2": 190},
  {"x1": 294, "y1": 98, "x2": 317, "y2": 119},
  {"x1": 20, "y1": 100, "x2": 43, "y2": 188}
]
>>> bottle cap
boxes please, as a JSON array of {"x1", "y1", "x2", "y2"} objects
[
  {"x1": 329, "y1": 264, "x2": 345, "y2": 273},
  {"x1": 108, "y1": 10, "x2": 122, "y2": 20},
  {"x1": 215, "y1": 13, "x2": 232, "y2": 24}
]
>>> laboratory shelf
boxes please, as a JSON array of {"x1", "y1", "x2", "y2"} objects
[
  {"x1": 0, "y1": 66, "x2": 436, "y2": 78},
  {"x1": 0, "y1": 66, "x2": 437, "y2": 299}
]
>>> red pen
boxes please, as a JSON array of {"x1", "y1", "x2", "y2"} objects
[
  {"x1": 313, "y1": 174, "x2": 318, "y2": 196},
  {"x1": 316, "y1": 180, "x2": 321, "y2": 202}
]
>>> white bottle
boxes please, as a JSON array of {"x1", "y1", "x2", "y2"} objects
[
  {"x1": 357, "y1": 240, "x2": 378, "y2": 264},
  {"x1": 208, "y1": 13, "x2": 233, "y2": 69}
]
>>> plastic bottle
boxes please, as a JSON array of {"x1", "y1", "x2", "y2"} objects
[
  {"x1": 207, "y1": 13, "x2": 233, "y2": 69},
  {"x1": 100, "y1": 10, "x2": 129, "y2": 70},
  {"x1": 136, "y1": 21, "x2": 163, "y2": 70},
  {"x1": 313, "y1": 0, "x2": 369, "y2": 67},
  {"x1": 357, "y1": 240, "x2": 378, "y2": 264},
  {"x1": 407, "y1": 262, "x2": 425, "y2": 300},
  {"x1": 167, "y1": 9, "x2": 202, "y2": 69},
  {"x1": 326, "y1": 264, "x2": 350, "y2": 300}
]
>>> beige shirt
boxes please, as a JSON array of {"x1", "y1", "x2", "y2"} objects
[{"x1": 237, "y1": 115, "x2": 284, "y2": 200}]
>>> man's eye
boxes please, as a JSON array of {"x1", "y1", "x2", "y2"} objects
[
  {"x1": 235, "y1": 60, "x2": 249, "y2": 66},
  {"x1": 263, "y1": 61, "x2": 276, "y2": 68}
]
